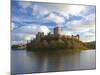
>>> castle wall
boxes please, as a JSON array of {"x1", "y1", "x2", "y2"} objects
[{"x1": 35, "y1": 27, "x2": 80, "y2": 42}]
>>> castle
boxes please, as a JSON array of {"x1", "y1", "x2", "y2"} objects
[
  {"x1": 26, "y1": 26, "x2": 86, "y2": 51},
  {"x1": 35, "y1": 26, "x2": 80, "y2": 42}
]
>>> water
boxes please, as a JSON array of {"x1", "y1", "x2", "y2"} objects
[{"x1": 11, "y1": 49, "x2": 96, "y2": 74}]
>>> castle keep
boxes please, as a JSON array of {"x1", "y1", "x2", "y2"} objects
[{"x1": 54, "y1": 26, "x2": 61, "y2": 36}]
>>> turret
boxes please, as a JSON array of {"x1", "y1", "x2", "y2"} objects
[
  {"x1": 54, "y1": 26, "x2": 61, "y2": 36},
  {"x1": 76, "y1": 34, "x2": 80, "y2": 40}
]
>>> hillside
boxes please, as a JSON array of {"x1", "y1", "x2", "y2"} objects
[{"x1": 85, "y1": 41, "x2": 96, "y2": 49}]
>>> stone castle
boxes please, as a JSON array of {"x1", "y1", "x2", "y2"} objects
[
  {"x1": 35, "y1": 26, "x2": 80, "y2": 42},
  {"x1": 26, "y1": 26, "x2": 88, "y2": 51}
]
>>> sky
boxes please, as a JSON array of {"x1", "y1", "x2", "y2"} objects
[{"x1": 11, "y1": 1, "x2": 96, "y2": 45}]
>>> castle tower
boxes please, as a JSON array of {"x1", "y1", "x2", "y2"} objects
[
  {"x1": 73, "y1": 34, "x2": 80, "y2": 40},
  {"x1": 76, "y1": 34, "x2": 80, "y2": 40},
  {"x1": 36, "y1": 32, "x2": 44, "y2": 41},
  {"x1": 54, "y1": 26, "x2": 61, "y2": 36}
]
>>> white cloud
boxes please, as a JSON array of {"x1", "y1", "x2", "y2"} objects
[
  {"x1": 38, "y1": 3, "x2": 87, "y2": 16},
  {"x1": 39, "y1": 25, "x2": 50, "y2": 35},
  {"x1": 66, "y1": 21, "x2": 89, "y2": 33},
  {"x1": 12, "y1": 24, "x2": 50, "y2": 44},
  {"x1": 18, "y1": 1, "x2": 32, "y2": 9},
  {"x1": 47, "y1": 4, "x2": 87, "y2": 17},
  {"x1": 12, "y1": 16, "x2": 35, "y2": 23},
  {"x1": 12, "y1": 32, "x2": 36, "y2": 45},
  {"x1": 64, "y1": 13, "x2": 95, "y2": 42},
  {"x1": 61, "y1": 30, "x2": 73, "y2": 36},
  {"x1": 83, "y1": 32, "x2": 95, "y2": 37},
  {"x1": 83, "y1": 14, "x2": 95, "y2": 25},
  {"x1": 80, "y1": 31, "x2": 95, "y2": 42},
  {"x1": 14, "y1": 24, "x2": 39, "y2": 34},
  {"x1": 32, "y1": 4, "x2": 38, "y2": 16},
  {"x1": 18, "y1": 2, "x2": 33, "y2": 14},
  {"x1": 12, "y1": 40, "x2": 24, "y2": 45},
  {"x1": 66, "y1": 5, "x2": 86, "y2": 15},
  {"x1": 46, "y1": 13, "x2": 65, "y2": 24},
  {"x1": 14, "y1": 24, "x2": 50, "y2": 34},
  {"x1": 24, "y1": 35, "x2": 35, "y2": 41},
  {"x1": 12, "y1": 23, "x2": 15, "y2": 30},
  {"x1": 66, "y1": 13, "x2": 95, "y2": 33},
  {"x1": 81, "y1": 35, "x2": 95, "y2": 42},
  {"x1": 32, "y1": 4, "x2": 50, "y2": 19},
  {"x1": 71, "y1": 25, "x2": 90, "y2": 32}
]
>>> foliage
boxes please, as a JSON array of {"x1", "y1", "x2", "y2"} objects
[
  {"x1": 26, "y1": 36, "x2": 87, "y2": 51},
  {"x1": 85, "y1": 41, "x2": 96, "y2": 49}
]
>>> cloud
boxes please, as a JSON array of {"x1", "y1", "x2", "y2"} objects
[
  {"x1": 66, "y1": 14, "x2": 95, "y2": 33},
  {"x1": 32, "y1": 4, "x2": 49, "y2": 19},
  {"x1": 66, "y1": 21, "x2": 89, "y2": 33},
  {"x1": 12, "y1": 16, "x2": 34, "y2": 23},
  {"x1": 18, "y1": 1, "x2": 32, "y2": 9},
  {"x1": 12, "y1": 2, "x2": 96, "y2": 43},
  {"x1": 81, "y1": 31, "x2": 95, "y2": 39},
  {"x1": 12, "y1": 40, "x2": 24, "y2": 45},
  {"x1": 48, "y1": 4, "x2": 87, "y2": 17},
  {"x1": 14, "y1": 24, "x2": 50, "y2": 34},
  {"x1": 32, "y1": 4, "x2": 38, "y2": 16},
  {"x1": 61, "y1": 30, "x2": 73, "y2": 36},
  {"x1": 12, "y1": 2, "x2": 90, "y2": 25},
  {"x1": 12, "y1": 23, "x2": 15, "y2": 30},
  {"x1": 83, "y1": 32, "x2": 95, "y2": 37},
  {"x1": 12, "y1": 24, "x2": 50, "y2": 44},
  {"x1": 12, "y1": 22, "x2": 18, "y2": 31},
  {"x1": 81, "y1": 32, "x2": 95, "y2": 42},
  {"x1": 64, "y1": 12, "x2": 95, "y2": 42},
  {"x1": 83, "y1": 13, "x2": 95, "y2": 25},
  {"x1": 66, "y1": 5, "x2": 86, "y2": 15},
  {"x1": 36, "y1": 3, "x2": 87, "y2": 16},
  {"x1": 17, "y1": 1, "x2": 33, "y2": 14},
  {"x1": 81, "y1": 36, "x2": 95, "y2": 42},
  {"x1": 14, "y1": 24, "x2": 38, "y2": 34},
  {"x1": 38, "y1": 25, "x2": 50, "y2": 35},
  {"x1": 45, "y1": 13, "x2": 65, "y2": 24}
]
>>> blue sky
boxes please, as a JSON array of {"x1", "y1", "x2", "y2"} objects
[{"x1": 11, "y1": 1, "x2": 96, "y2": 45}]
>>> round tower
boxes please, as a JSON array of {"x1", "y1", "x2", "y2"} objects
[{"x1": 54, "y1": 26, "x2": 61, "y2": 36}]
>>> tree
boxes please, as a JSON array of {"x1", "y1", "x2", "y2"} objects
[
  {"x1": 41, "y1": 40, "x2": 48, "y2": 48},
  {"x1": 56, "y1": 39, "x2": 65, "y2": 49},
  {"x1": 49, "y1": 40, "x2": 57, "y2": 49}
]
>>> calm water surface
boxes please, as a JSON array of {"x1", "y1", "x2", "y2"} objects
[{"x1": 11, "y1": 49, "x2": 96, "y2": 74}]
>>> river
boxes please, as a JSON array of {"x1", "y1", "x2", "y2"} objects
[{"x1": 11, "y1": 49, "x2": 96, "y2": 74}]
